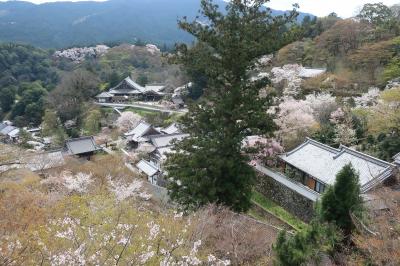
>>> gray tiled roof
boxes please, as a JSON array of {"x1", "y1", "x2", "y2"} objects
[
  {"x1": 161, "y1": 123, "x2": 181, "y2": 135},
  {"x1": 64, "y1": 136, "x2": 100, "y2": 155},
  {"x1": 280, "y1": 138, "x2": 395, "y2": 192},
  {"x1": 125, "y1": 121, "x2": 160, "y2": 142},
  {"x1": 154, "y1": 146, "x2": 174, "y2": 160},
  {"x1": 136, "y1": 159, "x2": 159, "y2": 177},
  {"x1": 109, "y1": 77, "x2": 165, "y2": 96},
  {"x1": 109, "y1": 77, "x2": 144, "y2": 95},
  {"x1": 124, "y1": 77, "x2": 146, "y2": 92},
  {"x1": 149, "y1": 133, "x2": 189, "y2": 148},
  {"x1": 145, "y1": 85, "x2": 166, "y2": 93},
  {"x1": 96, "y1": 92, "x2": 113, "y2": 98},
  {"x1": 0, "y1": 125, "x2": 17, "y2": 135},
  {"x1": 393, "y1": 152, "x2": 400, "y2": 166},
  {"x1": 7, "y1": 128, "x2": 19, "y2": 138},
  {"x1": 0, "y1": 123, "x2": 7, "y2": 131}
]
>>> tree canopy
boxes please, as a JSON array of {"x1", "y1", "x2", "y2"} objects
[
  {"x1": 166, "y1": 0, "x2": 297, "y2": 212},
  {"x1": 320, "y1": 163, "x2": 364, "y2": 236}
]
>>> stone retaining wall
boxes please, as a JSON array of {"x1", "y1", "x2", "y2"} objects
[{"x1": 256, "y1": 173, "x2": 315, "y2": 222}]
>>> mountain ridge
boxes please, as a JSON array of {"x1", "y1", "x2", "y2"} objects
[{"x1": 0, "y1": 0, "x2": 314, "y2": 48}]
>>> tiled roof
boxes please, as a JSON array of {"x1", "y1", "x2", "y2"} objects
[
  {"x1": 280, "y1": 138, "x2": 395, "y2": 192},
  {"x1": 393, "y1": 152, "x2": 400, "y2": 166},
  {"x1": 124, "y1": 121, "x2": 160, "y2": 142},
  {"x1": 64, "y1": 136, "x2": 100, "y2": 155},
  {"x1": 0, "y1": 123, "x2": 7, "y2": 131},
  {"x1": 145, "y1": 85, "x2": 166, "y2": 93},
  {"x1": 149, "y1": 133, "x2": 189, "y2": 148},
  {"x1": 154, "y1": 146, "x2": 174, "y2": 160},
  {"x1": 161, "y1": 123, "x2": 181, "y2": 135},
  {"x1": 124, "y1": 77, "x2": 146, "y2": 92},
  {"x1": 7, "y1": 128, "x2": 20, "y2": 138},
  {"x1": 136, "y1": 160, "x2": 159, "y2": 177},
  {"x1": 109, "y1": 77, "x2": 144, "y2": 95},
  {"x1": 109, "y1": 77, "x2": 165, "y2": 96},
  {"x1": 96, "y1": 92, "x2": 113, "y2": 98},
  {"x1": 0, "y1": 125, "x2": 17, "y2": 135}
]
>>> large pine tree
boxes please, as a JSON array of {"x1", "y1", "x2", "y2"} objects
[{"x1": 166, "y1": 0, "x2": 297, "y2": 211}]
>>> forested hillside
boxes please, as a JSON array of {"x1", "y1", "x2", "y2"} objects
[
  {"x1": 276, "y1": 3, "x2": 400, "y2": 90},
  {"x1": 0, "y1": 0, "x2": 313, "y2": 48},
  {"x1": 0, "y1": 43, "x2": 58, "y2": 125}
]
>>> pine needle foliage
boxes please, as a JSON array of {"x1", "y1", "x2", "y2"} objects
[
  {"x1": 166, "y1": 0, "x2": 298, "y2": 212},
  {"x1": 319, "y1": 163, "x2": 365, "y2": 236},
  {"x1": 274, "y1": 221, "x2": 340, "y2": 266}
]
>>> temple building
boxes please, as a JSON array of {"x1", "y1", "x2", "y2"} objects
[
  {"x1": 255, "y1": 138, "x2": 396, "y2": 220},
  {"x1": 96, "y1": 77, "x2": 167, "y2": 102},
  {"x1": 127, "y1": 120, "x2": 187, "y2": 186},
  {"x1": 276, "y1": 138, "x2": 395, "y2": 196},
  {"x1": 63, "y1": 136, "x2": 102, "y2": 159}
]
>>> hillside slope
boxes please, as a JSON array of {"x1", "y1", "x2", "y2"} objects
[{"x1": 0, "y1": 0, "x2": 313, "y2": 48}]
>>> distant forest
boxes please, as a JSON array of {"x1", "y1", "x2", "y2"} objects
[{"x1": 0, "y1": 0, "x2": 313, "y2": 48}]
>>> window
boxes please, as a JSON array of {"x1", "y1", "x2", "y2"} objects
[{"x1": 315, "y1": 181, "x2": 326, "y2": 193}]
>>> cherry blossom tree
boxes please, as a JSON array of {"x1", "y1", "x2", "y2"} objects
[
  {"x1": 255, "y1": 54, "x2": 273, "y2": 70},
  {"x1": 28, "y1": 196, "x2": 231, "y2": 266},
  {"x1": 275, "y1": 97, "x2": 319, "y2": 148},
  {"x1": 116, "y1": 111, "x2": 142, "y2": 133},
  {"x1": 364, "y1": 86, "x2": 400, "y2": 134},
  {"x1": 354, "y1": 87, "x2": 381, "y2": 107},
  {"x1": 330, "y1": 107, "x2": 357, "y2": 145},
  {"x1": 41, "y1": 171, "x2": 94, "y2": 194},
  {"x1": 271, "y1": 64, "x2": 304, "y2": 96},
  {"x1": 304, "y1": 92, "x2": 337, "y2": 123},
  {"x1": 243, "y1": 136, "x2": 284, "y2": 167},
  {"x1": 107, "y1": 176, "x2": 151, "y2": 201}
]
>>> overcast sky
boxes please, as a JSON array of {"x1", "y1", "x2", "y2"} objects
[
  {"x1": 268, "y1": 0, "x2": 399, "y2": 18},
  {"x1": 1, "y1": 0, "x2": 399, "y2": 18}
]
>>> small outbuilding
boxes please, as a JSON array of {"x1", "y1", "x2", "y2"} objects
[
  {"x1": 95, "y1": 92, "x2": 113, "y2": 103},
  {"x1": 136, "y1": 159, "x2": 161, "y2": 185},
  {"x1": 63, "y1": 136, "x2": 101, "y2": 159}
]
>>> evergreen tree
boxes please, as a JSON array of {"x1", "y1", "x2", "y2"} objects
[
  {"x1": 320, "y1": 163, "x2": 364, "y2": 236},
  {"x1": 274, "y1": 221, "x2": 340, "y2": 266},
  {"x1": 0, "y1": 86, "x2": 16, "y2": 112},
  {"x1": 165, "y1": 0, "x2": 297, "y2": 212}
]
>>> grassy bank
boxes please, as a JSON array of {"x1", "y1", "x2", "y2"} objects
[{"x1": 252, "y1": 191, "x2": 308, "y2": 231}]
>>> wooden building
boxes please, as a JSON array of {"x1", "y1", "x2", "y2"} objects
[
  {"x1": 63, "y1": 136, "x2": 102, "y2": 159},
  {"x1": 96, "y1": 77, "x2": 167, "y2": 103},
  {"x1": 254, "y1": 138, "x2": 396, "y2": 221},
  {"x1": 275, "y1": 138, "x2": 396, "y2": 197}
]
